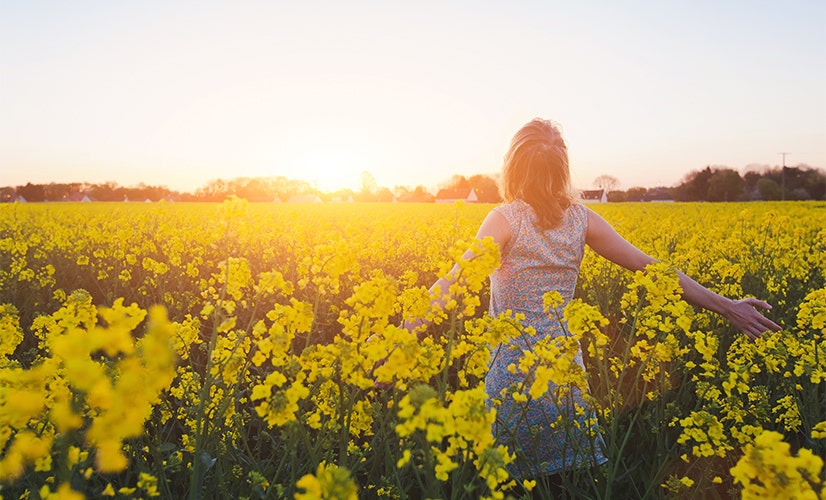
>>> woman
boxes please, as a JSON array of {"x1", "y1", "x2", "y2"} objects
[{"x1": 414, "y1": 118, "x2": 781, "y2": 483}]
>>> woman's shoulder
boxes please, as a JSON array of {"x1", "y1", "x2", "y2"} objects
[
  {"x1": 493, "y1": 199, "x2": 532, "y2": 213},
  {"x1": 565, "y1": 201, "x2": 588, "y2": 228},
  {"x1": 492, "y1": 199, "x2": 532, "y2": 223},
  {"x1": 493, "y1": 199, "x2": 586, "y2": 231},
  {"x1": 568, "y1": 201, "x2": 587, "y2": 217}
]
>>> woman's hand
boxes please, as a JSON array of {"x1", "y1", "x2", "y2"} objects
[
  {"x1": 372, "y1": 357, "x2": 393, "y2": 390},
  {"x1": 366, "y1": 334, "x2": 392, "y2": 389},
  {"x1": 722, "y1": 298, "x2": 782, "y2": 340}
]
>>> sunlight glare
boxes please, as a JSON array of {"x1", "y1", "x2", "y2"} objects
[{"x1": 303, "y1": 152, "x2": 362, "y2": 193}]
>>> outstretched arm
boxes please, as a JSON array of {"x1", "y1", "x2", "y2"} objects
[
  {"x1": 429, "y1": 210, "x2": 512, "y2": 301},
  {"x1": 404, "y1": 210, "x2": 512, "y2": 336},
  {"x1": 584, "y1": 207, "x2": 781, "y2": 339}
]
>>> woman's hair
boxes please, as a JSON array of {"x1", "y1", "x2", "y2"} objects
[{"x1": 499, "y1": 118, "x2": 577, "y2": 229}]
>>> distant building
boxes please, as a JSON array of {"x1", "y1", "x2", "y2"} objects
[
  {"x1": 642, "y1": 187, "x2": 675, "y2": 202},
  {"x1": 580, "y1": 189, "x2": 607, "y2": 203},
  {"x1": 435, "y1": 188, "x2": 479, "y2": 203},
  {"x1": 68, "y1": 193, "x2": 93, "y2": 202},
  {"x1": 287, "y1": 194, "x2": 322, "y2": 203},
  {"x1": 12, "y1": 195, "x2": 27, "y2": 203}
]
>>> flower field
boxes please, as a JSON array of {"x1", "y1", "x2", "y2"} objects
[{"x1": 1, "y1": 199, "x2": 824, "y2": 499}]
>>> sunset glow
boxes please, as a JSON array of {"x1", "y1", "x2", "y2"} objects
[
  {"x1": 1, "y1": 2, "x2": 824, "y2": 193},
  {"x1": 301, "y1": 152, "x2": 363, "y2": 193}
]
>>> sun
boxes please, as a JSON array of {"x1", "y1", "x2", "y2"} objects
[{"x1": 301, "y1": 152, "x2": 363, "y2": 193}]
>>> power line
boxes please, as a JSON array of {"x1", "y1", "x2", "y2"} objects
[{"x1": 779, "y1": 152, "x2": 791, "y2": 200}]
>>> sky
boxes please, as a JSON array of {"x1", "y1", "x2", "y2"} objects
[{"x1": 1, "y1": 1, "x2": 825, "y2": 194}]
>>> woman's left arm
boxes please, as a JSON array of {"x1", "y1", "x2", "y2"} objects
[{"x1": 584, "y1": 207, "x2": 781, "y2": 339}]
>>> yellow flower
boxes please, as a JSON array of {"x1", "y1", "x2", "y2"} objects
[
  {"x1": 396, "y1": 449, "x2": 412, "y2": 468},
  {"x1": 294, "y1": 462, "x2": 358, "y2": 500},
  {"x1": 0, "y1": 304, "x2": 24, "y2": 361},
  {"x1": 731, "y1": 430, "x2": 823, "y2": 499},
  {"x1": 138, "y1": 472, "x2": 161, "y2": 497},
  {"x1": 252, "y1": 373, "x2": 310, "y2": 427},
  {"x1": 0, "y1": 430, "x2": 53, "y2": 482},
  {"x1": 38, "y1": 482, "x2": 84, "y2": 500},
  {"x1": 812, "y1": 420, "x2": 826, "y2": 440}
]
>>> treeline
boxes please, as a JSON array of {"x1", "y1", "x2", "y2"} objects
[
  {"x1": 0, "y1": 177, "x2": 377, "y2": 203},
  {"x1": 1, "y1": 182, "x2": 182, "y2": 203},
  {"x1": 607, "y1": 164, "x2": 825, "y2": 202},
  {"x1": 0, "y1": 173, "x2": 503, "y2": 203},
  {"x1": 3, "y1": 165, "x2": 824, "y2": 203},
  {"x1": 181, "y1": 174, "x2": 496, "y2": 203}
]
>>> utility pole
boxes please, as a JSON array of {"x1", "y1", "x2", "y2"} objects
[{"x1": 779, "y1": 152, "x2": 791, "y2": 201}]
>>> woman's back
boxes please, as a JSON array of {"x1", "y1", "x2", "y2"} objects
[
  {"x1": 485, "y1": 200, "x2": 605, "y2": 479},
  {"x1": 489, "y1": 199, "x2": 588, "y2": 330}
]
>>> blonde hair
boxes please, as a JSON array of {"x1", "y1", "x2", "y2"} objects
[{"x1": 500, "y1": 118, "x2": 577, "y2": 229}]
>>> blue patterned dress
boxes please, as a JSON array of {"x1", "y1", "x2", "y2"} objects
[{"x1": 485, "y1": 199, "x2": 607, "y2": 480}]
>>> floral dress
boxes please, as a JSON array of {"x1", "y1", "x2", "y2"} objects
[{"x1": 486, "y1": 199, "x2": 607, "y2": 480}]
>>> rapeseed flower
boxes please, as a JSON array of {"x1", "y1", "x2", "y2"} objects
[
  {"x1": 731, "y1": 429, "x2": 823, "y2": 499},
  {"x1": 295, "y1": 461, "x2": 358, "y2": 500}
]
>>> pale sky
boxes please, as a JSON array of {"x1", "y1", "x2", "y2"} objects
[{"x1": 2, "y1": 1, "x2": 824, "y2": 193}]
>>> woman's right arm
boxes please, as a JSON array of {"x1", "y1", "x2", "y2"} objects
[
  {"x1": 403, "y1": 209, "x2": 512, "y2": 336},
  {"x1": 584, "y1": 207, "x2": 781, "y2": 339}
]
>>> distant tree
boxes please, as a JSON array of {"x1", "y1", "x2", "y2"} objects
[
  {"x1": 392, "y1": 185, "x2": 410, "y2": 199},
  {"x1": 122, "y1": 186, "x2": 143, "y2": 202},
  {"x1": 89, "y1": 181, "x2": 121, "y2": 201},
  {"x1": 788, "y1": 187, "x2": 810, "y2": 201},
  {"x1": 677, "y1": 166, "x2": 713, "y2": 201},
  {"x1": 626, "y1": 187, "x2": 647, "y2": 202},
  {"x1": 398, "y1": 185, "x2": 434, "y2": 202},
  {"x1": 757, "y1": 178, "x2": 782, "y2": 200},
  {"x1": 437, "y1": 174, "x2": 501, "y2": 202},
  {"x1": 272, "y1": 177, "x2": 314, "y2": 201},
  {"x1": 441, "y1": 174, "x2": 471, "y2": 191},
  {"x1": 707, "y1": 169, "x2": 743, "y2": 202},
  {"x1": 467, "y1": 174, "x2": 501, "y2": 202},
  {"x1": 742, "y1": 170, "x2": 763, "y2": 189},
  {"x1": 607, "y1": 190, "x2": 627, "y2": 202},
  {"x1": 803, "y1": 168, "x2": 826, "y2": 200},
  {"x1": 236, "y1": 177, "x2": 273, "y2": 202},
  {"x1": 43, "y1": 182, "x2": 83, "y2": 201},
  {"x1": 593, "y1": 175, "x2": 620, "y2": 192},
  {"x1": 374, "y1": 187, "x2": 394, "y2": 202},
  {"x1": 1, "y1": 186, "x2": 15, "y2": 202},
  {"x1": 193, "y1": 176, "x2": 310, "y2": 201},
  {"x1": 742, "y1": 170, "x2": 764, "y2": 200},
  {"x1": 17, "y1": 183, "x2": 45, "y2": 202},
  {"x1": 737, "y1": 164, "x2": 825, "y2": 201},
  {"x1": 138, "y1": 184, "x2": 176, "y2": 202},
  {"x1": 327, "y1": 188, "x2": 356, "y2": 202},
  {"x1": 359, "y1": 171, "x2": 378, "y2": 195},
  {"x1": 195, "y1": 179, "x2": 229, "y2": 201},
  {"x1": 643, "y1": 186, "x2": 675, "y2": 201},
  {"x1": 781, "y1": 167, "x2": 806, "y2": 199}
]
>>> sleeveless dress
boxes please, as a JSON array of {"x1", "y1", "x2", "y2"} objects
[{"x1": 485, "y1": 200, "x2": 607, "y2": 480}]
